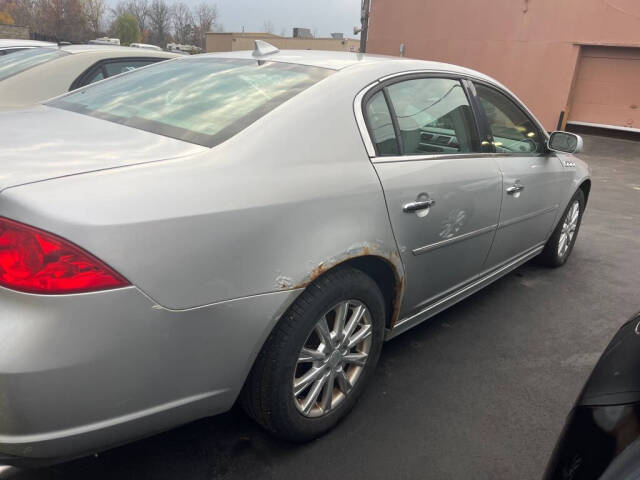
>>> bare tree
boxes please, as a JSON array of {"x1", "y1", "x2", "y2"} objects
[
  {"x1": 85, "y1": 0, "x2": 106, "y2": 36},
  {"x1": 147, "y1": 0, "x2": 170, "y2": 46},
  {"x1": 127, "y1": 0, "x2": 148, "y2": 35},
  {"x1": 171, "y1": 1, "x2": 193, "y2": 44},
  {"x1": 262, "y1": 20, "x2": 273, "y2": 33},
  {"x1": 109, "y1": 1, "x2": 129, "y2": 22},
  {"x1": 35, "y1": 0, "x2": 88, "y2": 42},
  {"x1": 2, "y1": 0, "x2": 36, "y2": 28},
  {"x1": 193, "y1": 1, "x2": 217, "y2": 49}
]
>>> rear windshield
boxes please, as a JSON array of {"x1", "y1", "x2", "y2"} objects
[
  {"x1": 0, "y1": 47, "x2": 67, "y2": 81},
  {"x1": 50, "y1": 58, "x2": 334, "y2": 147}
]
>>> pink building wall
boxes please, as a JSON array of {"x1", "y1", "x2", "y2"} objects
[{"x1": 367, "y1": 0, "x2": 640, "y2": 130}]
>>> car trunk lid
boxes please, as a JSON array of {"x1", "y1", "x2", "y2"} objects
[{"x1": 0, "y1": 105, "x2": 207, "y2": 191}]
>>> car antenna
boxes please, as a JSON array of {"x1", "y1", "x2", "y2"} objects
[{"x1": 253, "y1": 40, "x2": 280, "y2": 57}]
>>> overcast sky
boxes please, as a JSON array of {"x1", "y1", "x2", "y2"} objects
[{"x1": 195, "y1": 0, "x2": 362, "y2": 38}]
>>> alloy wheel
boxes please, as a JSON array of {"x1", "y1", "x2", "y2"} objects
[
  {"x1": 558, "y1": 200, "x2": 580, "y2": 258},
  {"x1": 293, "y1": 300, "x2": 373, "y2": 418}
]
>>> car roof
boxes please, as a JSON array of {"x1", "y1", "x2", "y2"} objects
[
  {"x1": 200, "y1": 49, "x2": 399, "y2": 70},
  {"x1": 199, "y1": 49, "x2": 489, "y2": 78},
  {"x1": 60, "y1": 44, "x2": 177, "y2": 56},
  {"x1": 0, "y1": 39, "x2": 57, "y2": 48}
]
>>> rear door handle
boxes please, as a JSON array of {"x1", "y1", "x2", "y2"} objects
[
  {"x1": 506, "y1": 183, "x2": 525, "y2": 195},
  {"x1": 403, "y1": 199, "x2": 436, "y2": 212}
]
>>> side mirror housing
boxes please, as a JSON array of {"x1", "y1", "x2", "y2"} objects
[{"x1": 547, "y1": 131, "x2": 583, "y2": 154}]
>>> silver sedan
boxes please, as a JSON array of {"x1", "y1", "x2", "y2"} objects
[{"x1": 0, "y1": 43, "x2": 589, "y2": 465}]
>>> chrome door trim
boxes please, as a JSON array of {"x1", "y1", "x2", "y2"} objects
[
  {"x1": 353, "y1": 81, "x2": 380, "y2": 158},
  {"x1": 497, "y1": 205, "x2": 558, "y2": 230},
  {"x1": 386, "y1": 242, "x2": 545, "y2": 340},
  {"x1": 412, "y1": 224, "x2": 497, "y2": 256},
  {"x1": 371, "y1": 152, "x2": 545, "y2": 164}
]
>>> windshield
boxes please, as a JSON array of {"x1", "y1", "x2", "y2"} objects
[
  {"x1": 0, "y1": 47, "x2": 67, "y2": 81},
  {"x1": 50, "y1": 58, "x2": 334, "y2": 147}
]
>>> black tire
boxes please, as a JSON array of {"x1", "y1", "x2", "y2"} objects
[
  {"x1": 240, "y1": 266, "x2": 385, "y2": 442},
  {"x1": 537, "y1": 189, "x2": 585, "y2": 267}
]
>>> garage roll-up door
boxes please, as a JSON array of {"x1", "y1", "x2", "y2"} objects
[{"x1": 568, "y1": 46, "x2": 640, "y2": 132}]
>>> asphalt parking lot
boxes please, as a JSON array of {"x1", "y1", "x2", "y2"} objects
[{"x1": 2, "y1": 133, "x2": 639, "y2": 480}]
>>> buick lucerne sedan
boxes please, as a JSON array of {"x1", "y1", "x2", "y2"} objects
[{"x1": 0, "y1": 42, "x2": 590, "y2": 465}]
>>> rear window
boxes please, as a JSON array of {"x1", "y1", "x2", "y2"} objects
[
  {"x1": 50, "y1": 58, "x2": 334, "y2": 147},
  {"x1": 0, "y1": 48, "x2": 67, "y2": 81}
]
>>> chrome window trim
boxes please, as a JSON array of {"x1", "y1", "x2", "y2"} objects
[
  {"x1": 371, "y1": 152, "x2": 546, "y2": 164},
  {"x1": 378, "y1": 69, "x2": 487, "y2": 83},
  {"x1": 412, "y1": 224, "x2": 497, "y2": 256},
  {"x1": 353, "y1": 81, "x2": 380, "y2": 158},
  {"x1": 355, "y1": 69, "x2": 550, "y2": 162}
]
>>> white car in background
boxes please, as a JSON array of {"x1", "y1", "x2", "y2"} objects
[
  {"x1": 0, "y1": 39, "x2": 57, "y2": 56},
  {"x1": 0, "y1": 44, "x2": 178, "y2": 108},
  {"x1": 130, "y1": 43, "x2": 163, "y2": 51}
]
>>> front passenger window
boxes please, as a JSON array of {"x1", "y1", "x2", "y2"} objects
[
  {"x1": 386, "y1": 78, "x2": 480, "y2": 155},
  {"x1": 474, "y1": 83, "x2": 543, "y2": 154}
]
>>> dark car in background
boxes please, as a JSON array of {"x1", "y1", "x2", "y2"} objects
[{"x1": 545, "y1": 311, "x2": 640, "y2": 479}]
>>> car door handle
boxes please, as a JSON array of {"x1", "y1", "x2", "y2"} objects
[
  {"x1": 403, "y1": 199, "x2": 436, "y2": 212},
  {"x1": 506, "y1": 183, "x2": 525, "y2": 195}
]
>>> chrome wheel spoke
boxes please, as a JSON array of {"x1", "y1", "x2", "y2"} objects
[
  {"x1": 343, "y1": 351, "x2": 368, "y2": 366},
  {"x1": 337, "y1": 370, "x2": 352, "y2": 394},
  {"x1": 302, "y1": 372, "x2": 329, "y2": 415},
  {"x1": 294, "y1": 367, "x2": 325, "y2": 396},
  {"x1": 298, "y1": 347, "x2": 326, "y2": 364},
  {"x1": 558, "y1": 235, "x2": 567, "y2": 256},
  {"x1": 341, "y1": 305, "x2": 365, "y2": 347},
  {"x1": 333, "y1": 302, "x2": 349, "y2": 343},
  {"x1": 570, "y1": 204, "x2": 579, "y2": 224},
  {"x1": 319, "y1": 369, "x2": 335, "y2": 412},
  {"x1": 315, "y1": 317, "x2": 334, "y2": 350},
  {"x1": 347, "y1": 324, "x2": 372, "y2": 349}
]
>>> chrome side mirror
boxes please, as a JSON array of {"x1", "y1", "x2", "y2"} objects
[{"x1": 547, "y1": 131, "x2": 583, "y2": 154}]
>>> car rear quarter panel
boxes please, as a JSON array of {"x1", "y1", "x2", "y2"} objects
[{"x1": 0, "y1": 67, "x2": 404, "y2": 311}]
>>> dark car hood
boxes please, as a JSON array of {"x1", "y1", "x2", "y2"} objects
[
  {"x1": 0, "y1": 105, "x2": 207, "y2": 191},
  {"x1": 578, "y1": 312, "x2": 640, "y2": 406}
]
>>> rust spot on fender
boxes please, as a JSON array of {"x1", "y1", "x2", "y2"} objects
[
  {"x1": 290, "y1": 243, "x2": 406, "y2": 330},
  {"x1": 390, "y1": 275, "x2": 405, "y2": 328},
  {"x1": 309, "y1": 262, "x2": 327, "y2": 283}
]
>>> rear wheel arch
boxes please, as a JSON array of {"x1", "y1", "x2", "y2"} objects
[
  {"x1": 272, "y1": 254, "x2": 404, "y2": 343},
  {"x1": 339, "y1": 255, "x2": 403, "y2": 330}
]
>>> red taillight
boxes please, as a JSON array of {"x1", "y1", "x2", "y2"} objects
[{"x1": 0, "y1": 217, "x2": 129, "y2": 294}]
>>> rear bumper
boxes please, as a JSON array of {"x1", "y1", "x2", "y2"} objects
[{"x1": 0, "y1": 285, "x2": 300, "y2": 464}]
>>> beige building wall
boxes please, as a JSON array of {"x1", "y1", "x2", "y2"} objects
[
  {"x1": 367, "y1": 0, "x2": 640, "y2": 131},
  {"x1": 206, "y1": 32, "x2": 360, "y2": 55}
]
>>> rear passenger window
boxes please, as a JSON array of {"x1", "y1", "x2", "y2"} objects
[
  {"x1": 365, "y1": 91, "x2": 399, "y2": 156},
  {"x1": 386, "y1": 78, "x2": 480, "y2": 155}
]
